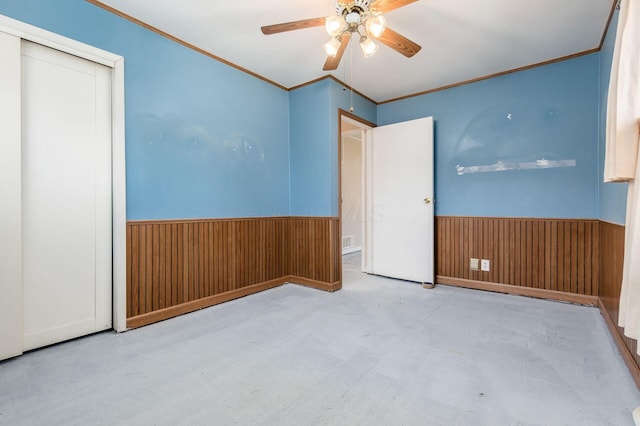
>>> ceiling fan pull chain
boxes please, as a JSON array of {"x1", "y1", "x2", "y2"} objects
[
  {"x1": 350, "y1": 38, "x2": 355, "y2": 112},
  {"x1": 343, "y1": 45, "x2": 347, "y2": 91}
]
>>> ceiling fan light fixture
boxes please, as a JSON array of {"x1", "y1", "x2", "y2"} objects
[
  {"x1": 261, "y1": 0, "x2": 421, "y2": 71},
  {"x1": 325, "y1": 15, "x2": 345, "y2": 36},
  {"x1": 365, "y1": 14, "x2": 386, "y2": 38},
  {"x1": 323, "y1": 37, "x2": 342, "y2": 57},
  {"x1": 337, "y1": 0, "x2": 355, "y2": 8},
  {"x1": 359, "y1": 35, "x2": 377, "y2": 58},
  {"x1": 345, "y1": 11, "x2": 361, "y2": 25}
]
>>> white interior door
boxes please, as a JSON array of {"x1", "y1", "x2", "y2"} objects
[
  {"x1": 364, "y1": 117, "x2": 434, "y2": 284},
  {"x1": 21, "y1": 40, "x2": 112, "y2": 351}
]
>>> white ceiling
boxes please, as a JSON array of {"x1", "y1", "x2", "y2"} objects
[{"x1": 96, "y1": 0, "x2": 615, "y2": 103}]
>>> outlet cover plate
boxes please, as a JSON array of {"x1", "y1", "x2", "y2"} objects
[
  {"x1": 481, "y1": 259, "x2": 490, "y2": 272},
  {"x1": 470, "y1": 258, "x2": 479, "y2": 271}
]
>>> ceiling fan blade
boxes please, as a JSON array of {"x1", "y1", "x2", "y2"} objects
[
  {"x1": 261, "y1": 17, "x2": 325, "y2": 35},
  {"x1": 370, "y1": 0, "x2": 418, "y2": 14},
  {"x1": 323, "y1": 33, "x2": 351, "y2": 71},
  {"x1": 376, "y1": 27, "x2": 421, "y2": 57}
]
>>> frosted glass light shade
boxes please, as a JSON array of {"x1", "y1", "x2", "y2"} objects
[
  {"x1": 365, "y1": 14, "x2": 386, "y2": 38},
  {"x1": 360, "y1": 36, "x2": 377, "y2": 58},
  {"x1": 323, "y1": 37, "x2": 341, "y2": 57},
  {"x1": 325, "y1": 15, "x2": 345, "y2": 36}
]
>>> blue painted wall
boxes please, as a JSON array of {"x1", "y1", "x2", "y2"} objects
[
  {"x1": 289, "y1": 78, "x2": 376, "y2": 216},
  {"x1": 1, "y1": 1, "x2": 618, "y2": 222},
  {"x1": 378, "y1": 55, "x2": 600, "y2": 219},
  {"x1": 289, "y1": 80, "x2": 333, "y2": 216},
  {"x1": 598, "y1": 8, "x2": 628, "y2": 225},
  {"x1": 0, "y1": 0, "x2": 291, "y2": 220}
]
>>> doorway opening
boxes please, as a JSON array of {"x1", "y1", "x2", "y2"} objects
[
  {"x1": 339, "y1": 110, "x2": 436, "y2": 286},
  {"x1": 339, "y1": 110, "x2": 374, "y2": 275}
]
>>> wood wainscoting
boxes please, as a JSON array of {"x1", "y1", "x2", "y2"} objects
[
  {"x1": 126, "y1": 217, "x2": 340, "y2": 328},
  {"x1": 288, "y1": 217, "x2": 341, "y2": 291},
  {"x1": 436, "y1": 216, "x2": 599, "y2": 303},
  {"x1": 598, "y1": 220, "x2": 640, "y2": 387},
  {"x1": 434, "y1": 216, "x2": 640, "y2": 388}
]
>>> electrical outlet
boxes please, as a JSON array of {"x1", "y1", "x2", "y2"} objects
[
  {"x1": 470, "y1": 258, "x2": 479, "y2": 271},
  {"x1": 481, "y1": 259, "x2": 490, "y2": 272}
]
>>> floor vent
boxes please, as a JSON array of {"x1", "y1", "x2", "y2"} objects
[{"x1": 342, "y1": 235, "x2": 355, "y2": 250}]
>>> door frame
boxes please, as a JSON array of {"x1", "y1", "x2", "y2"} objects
[
  {"x1": 0, "y1": 15, "x2": 127, "y2": 332},
  {"x1": 338, "y1": 109, "x2": 375, "y2": 275}
]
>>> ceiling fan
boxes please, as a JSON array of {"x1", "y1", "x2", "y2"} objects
[{"x1": 261, "y1": 0, "x2": 421, "y2": 71}]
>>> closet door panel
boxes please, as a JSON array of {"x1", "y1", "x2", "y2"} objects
[
  {"x1": 21, "y1": 40, "x2": 112, "y2": 351},
  {"x1": 0, "y1": 31, "x2": 23, "y2": 360}
]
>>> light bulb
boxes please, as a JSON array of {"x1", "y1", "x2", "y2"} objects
[
  {"x1": 325, "y1": 15, "x2": 345, "y2": 36},
  {"x1": 345, "y1": 11, "x2": 361, "y2": 25},
  {"x1": 323, "y1": 37, "x2": 342, "y2": 57},
  {"x1": 365, "y1": 14, "x2": 386, "y2": 38},
  {"x1": 360, "y1": 36, "x2": 378, "y2": 58}
]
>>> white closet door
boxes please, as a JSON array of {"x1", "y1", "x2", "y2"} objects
[
  {"x1": 0, "y1": 32, "x2": 23, "y2": 360},
  {"x1": 21, "y1": 40, "x2": 112, "y2": 350}
]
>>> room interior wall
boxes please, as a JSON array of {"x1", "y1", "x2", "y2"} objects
[
  {"x1": 126, "y1": 217, "x2": 340, "y2": 328},
  {"x1": 0, "y1": 0, "x2": 291, "y2": 221},
  {"x1": 289, "y1": 79, "x2": 376, "y2": 217},
  {"x1": 378, "y1": 53, "x2": 600, "y2": 219},
  {"x1": 375, "y1": 51, "x2": 605, "y2": 308},
  {"x1": 436, "y1": 216, "x2": 600, "y2": 303},
  {"x1": 289, "y1": 80, "x2": 334, "y2": 217}
]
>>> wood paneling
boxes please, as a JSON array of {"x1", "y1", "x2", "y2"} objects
[
  {"x1": 599, "y1": 221, "x2": 625, "y2": 321},
  {"x1": 126, "y1": 217, "x2": 341, "y2": 328},
  {"x1": 436, "y1": 216, "x2": 599, "y2": 296},
  {"x1": 287, "y1": 217, "x2": 342, "y2": 291},
  {"x1": 598, "y1": 221, "x2": 640, "y2": 383},
  {"x1": 127, "y1": 218, "x2": 287, "y2": 320}
]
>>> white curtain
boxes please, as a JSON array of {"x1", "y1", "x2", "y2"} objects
[{"x1": 606, "y1": 0, "x2": 640, "y2": 349}]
